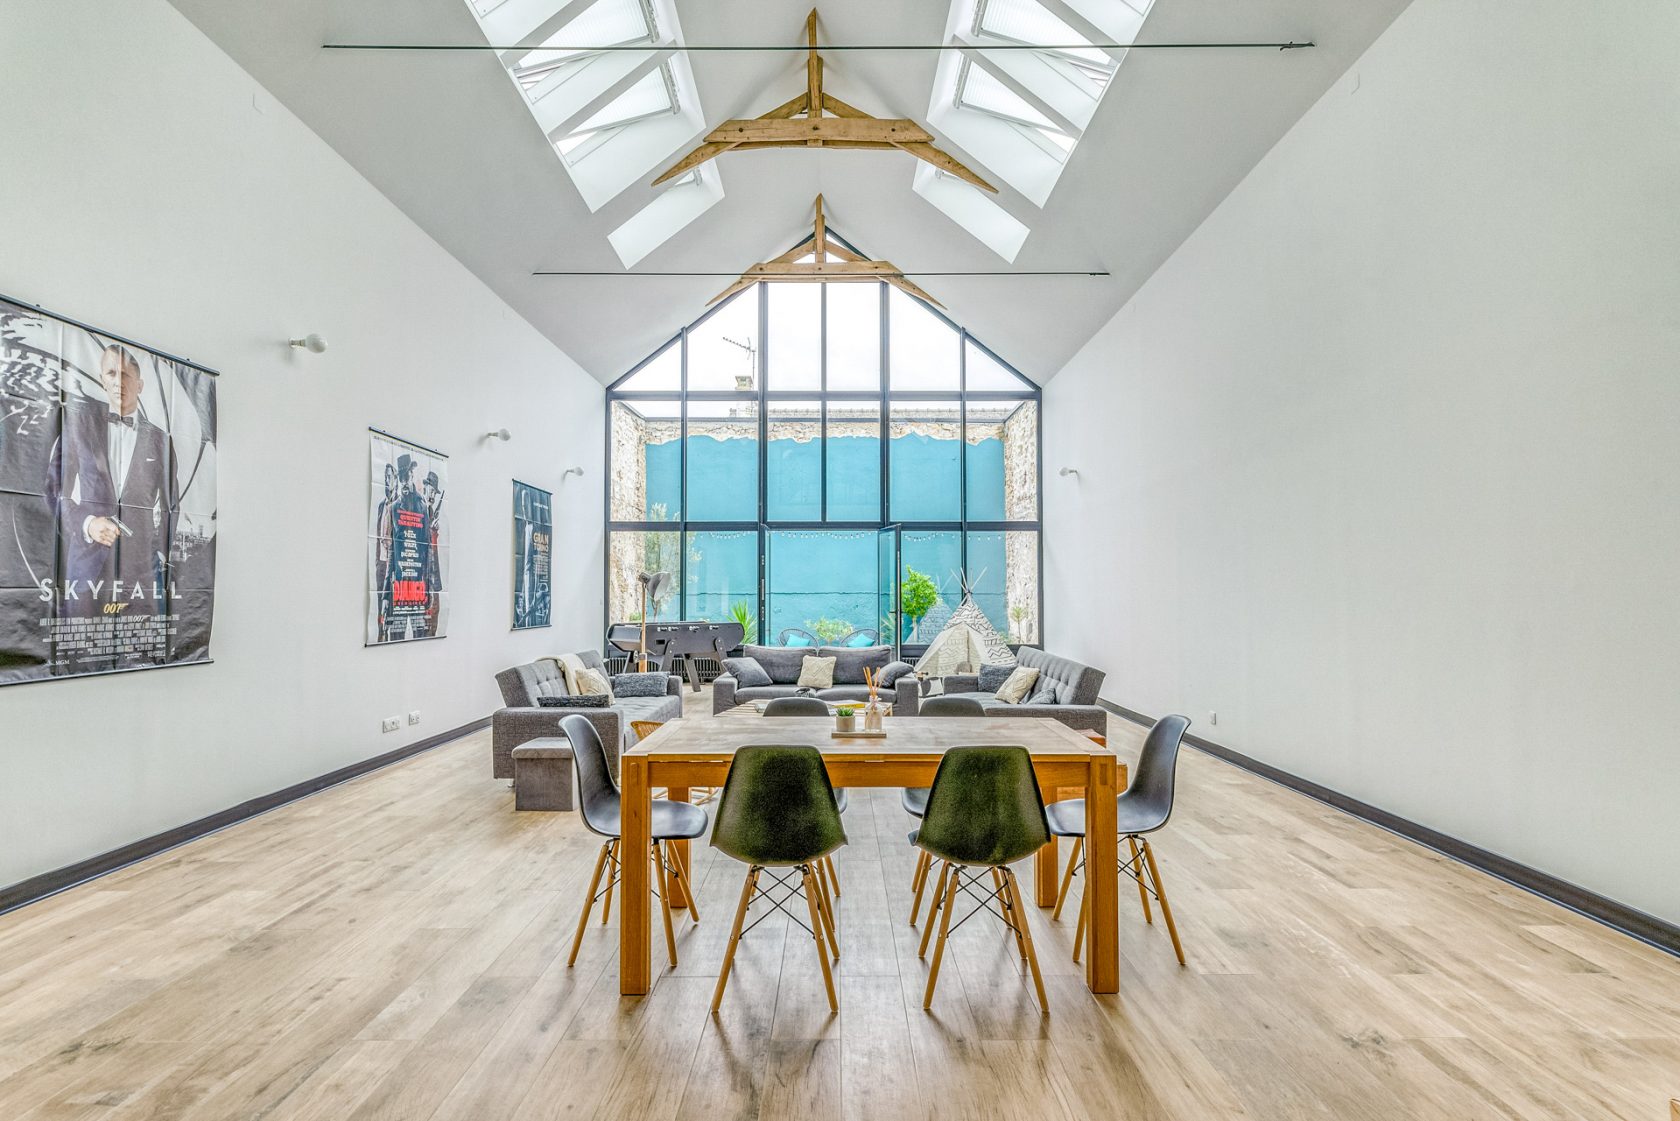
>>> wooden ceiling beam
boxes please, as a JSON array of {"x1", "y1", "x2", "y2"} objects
[
  {"x1": 650, "y1": 8, "x2": 995, "y2": 191},
  {"x1": 707, "y1": 196, "x2": 946, "y2": 308}
]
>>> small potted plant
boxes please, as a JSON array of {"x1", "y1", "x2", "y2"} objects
[{"x1": 833, "y1": 705, "x2": 857, "y2": 733}]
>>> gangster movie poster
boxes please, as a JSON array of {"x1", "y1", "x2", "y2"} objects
[
  {"x1": 0, "y1": 296, "x2": 217, "y2": 685},
  {"x1": 512, "y1": 479, "x2": 551, "y2": 630},
  {"x1": 367, "y1": 430, "x2": 448, "y2": 644}
]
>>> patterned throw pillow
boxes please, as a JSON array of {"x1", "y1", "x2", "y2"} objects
[
  {"x1": 978, "y1": 663, "x2": 1016, "y2": 693},
  {"x1": 722, "y1": 657, "x2": 772, "y2": 688},
  {"x1": 575, "y1": 667, "x2": 615, "y2": 701},
  {"x1": 612, "y1": 672, "x2": 668, "y2": 698},
  {"x1": 537, "y1": 694, "x2": 609, "y2": 708},
  {"x1": 994, "y1": 666, "x2": 1041, "y2": 705},
  {"x1": 797, "y1": 655, "x2": 837, "y2": 688},
  {"x1": 1025, "y1": 687, "x2": 1057, "y2": 706}
]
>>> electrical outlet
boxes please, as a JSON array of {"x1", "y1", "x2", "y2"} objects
[
  {"x1": 1208, "y1": 711, "x2": 1218, "y2": 727},
  {"x1": 407, "y1": 710, "x2": 421, "y2": 726},
  {"x1": 381, "y1": 716, "x2": 400, "y2": 733}
]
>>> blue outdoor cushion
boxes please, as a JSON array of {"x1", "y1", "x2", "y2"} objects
[
  {"x1": 784, "y1": 632, "x2": 815, "y2": 647},
  {"x1": 843, "y1": 632, "x2": 876, "y2": 647}
]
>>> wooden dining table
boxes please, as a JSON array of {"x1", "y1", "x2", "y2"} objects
[{"x1": 619, "y1": 715, "x2": 1126, "y2": 996}]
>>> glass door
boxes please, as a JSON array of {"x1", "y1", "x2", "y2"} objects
[{"x1": 877, "y1": 525, "x2": 901, "y2": 661}]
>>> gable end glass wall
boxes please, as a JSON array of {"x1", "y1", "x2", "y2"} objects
[{"x1": 606, "y1": 270, "x2": 1041, "y2": 658}]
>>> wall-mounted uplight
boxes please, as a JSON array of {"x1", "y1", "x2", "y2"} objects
[
  {"x1": 1058, "y1": 467, "x2": 1079, "y2": 477},
  {"x1": 288, "y1": 333, "x2": 328, "y2": 353},
  {"x1": 561, "y1": 466, "x2": 585, "y2": 479},
  {"x1": 486, "y1": 429, "x2": 511, "y2": 442}
]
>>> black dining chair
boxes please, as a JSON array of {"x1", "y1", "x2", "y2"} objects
[
  {"x1": 1049, "y1": 714, "x2": 1190, "y2": 967},
  {"x1": 560, "y1": 715, "x2": 708, "y2": 971},
  {"x1": 761, "y1": 696, "x2": 831, "y2": 717},
  {"x1": 761, "y1": 695, "x2": 846, "y2": 900},
  {"x1": 903, "y1": 694, "x2": 988, "y2": 926},
  {"x1": 913, "y1": 745, "x2": 1051, "y2": 1013},
  {"x1": 710, "y1": 744, "x2": 848, "y2": 1014}
]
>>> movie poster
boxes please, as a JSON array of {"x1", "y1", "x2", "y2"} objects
[
  {"x1": 367, "y1": 430, "x2": 448, "y2": 644},
  {"x1": 0, "y1": 297, "x2": 217, "y2": 686},
  {"x1": 512, "y1": 480, "x2": 551, "y2": 630}
]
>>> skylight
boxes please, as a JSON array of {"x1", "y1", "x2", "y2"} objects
[
  {"x1": 927, "y1": 0, "x2": 1154, "y2": 226},
  {"x1": 462, "y1": 0, "x2": 717, "y2": 248},
  {"x1": 556, "y1": 65, "x2": 679, "y2": 165}
]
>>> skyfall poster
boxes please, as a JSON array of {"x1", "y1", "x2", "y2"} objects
[{"x1": 0, "y1": 296, "x2": 218, "y2": 685}]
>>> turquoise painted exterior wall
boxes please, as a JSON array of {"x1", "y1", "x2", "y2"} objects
[{"x1": 645, "y1": 435, "x2": 1013, "y2": 639}]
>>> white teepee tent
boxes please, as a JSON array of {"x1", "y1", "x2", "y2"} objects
[{"x1": 913, "y1": 573, "x2": 1014, "y2": 675}]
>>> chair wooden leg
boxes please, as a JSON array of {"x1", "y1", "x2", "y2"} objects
[
  {"x1": 601, "y1": 839, "x2": 617, "y2": 925},
  {"x1": 909, "y1": 850, "x2": 933, "y2": 926},
  {"x1": 802, "y1": 866, "x2": 839, "y2": 1013},
  {"x1": 923, "y1": 863, "x2": 961, "y2": 1010},
  {"x1": 1141, "y1": 839, "x2": 1186, "y2": 967},
  {"x1": 1127, "y1": 835, "x2": 1153, "y2": 924},
  {"x1": 1052, "y1": 836, "x2": 1083, "y2": 920},
  {"x1": 1004, "y1": 870, "x2": 1049, "y2": 1014},
  {"x1": 671, "y1": 846, "x2": 702, "y2": 922},
  {"x1": 567, "y1": 841, "x2": 611, "y2": 968},
  {"x1": 712, "y1": 868, "x2": 759, "y2": 1014},
  {"x1": 652, "y1": 842, "x2": 678, "y2": 969},
  {"x1": 823, "y1": 854, "x2": 842, "y2": 898},
  {"x1": 813, "y1": 858, "x2": 841, "y2": 960},
  {"x1": 1072, "y1": 875, "x2": 1089, "y2": 964},
  {"x1": 919, "y1": 861, "x2": 951, "y2": 959},
  {"x1": 992, "y1": 868, "x2": 1027, "y2": 960}
]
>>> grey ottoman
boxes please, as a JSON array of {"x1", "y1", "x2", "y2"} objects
[{"x1": 512, "y1": 738, "x2": 574, "y2": 811}]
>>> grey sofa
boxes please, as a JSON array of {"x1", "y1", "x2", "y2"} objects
[
  {"x1": 711, "y1": 644, "x2": 921, "y2": 715},
  {"x1": 934, "y1": 647, "x2": 1107, "y2": 733},
  {"x1": 492, "y1": 651, "x2": 682, "y2": 779}
]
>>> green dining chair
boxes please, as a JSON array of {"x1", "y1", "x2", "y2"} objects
[
  {"x1": 913, "y1": 745, "x2": 1051, "y2": 1013},
  {"x1": 709, "y1": 744, "x2": 848, "y2": 1014},
  {"x1": 903, "y1": 694, "x2": 989, "y2": 926}
]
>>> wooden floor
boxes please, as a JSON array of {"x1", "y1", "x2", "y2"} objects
[{"x1": 2, "y1": 698, "x2": 1677, "y2": 1120}]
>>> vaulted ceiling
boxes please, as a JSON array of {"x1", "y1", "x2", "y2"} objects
[{"x1": 168, "y1": 0, "x2": 1412, "y2": 384}]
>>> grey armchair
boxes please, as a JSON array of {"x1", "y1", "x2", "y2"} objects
[{"x1": 492, "y1": 652, "x2": 682, "y2": 779}]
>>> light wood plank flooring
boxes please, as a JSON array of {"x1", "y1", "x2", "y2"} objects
[{"x1": 2, "y1": 697, "x2": 1677, "y2": 1120}]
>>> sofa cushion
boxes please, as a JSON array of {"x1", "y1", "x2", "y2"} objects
[
  {"x1": 734, "y1": 685, "x2": 801, "y2": 704},
  {"x1": 722, "y1": 656, "x2": 772, "y2": 687},
  {"x1": 615, "y1": 695, "x2": 682, "y2": 724},
  {"x1": 1026, "y1": 686, "x2": 1057, "y2": 706},
  {"x1": 575, "y1": 667, "x2": 614, "y2": 700},
  {"x1": 818, "y1": 645, "x2": 891, "y2": 685},
  {"x1": 798, "y1": 655, "x2": 837, "y2": 688},
  {"x1": 537, "y1": 694, "x2": 610, "y2": 708},
  {"x1": 995, "y1": 666, "x2": 1041, "y2": 704},
  {"x1": 815, "y1": 685, "x2": 874, "y2": 703},
  {"x1": 612, "y1": 672, "x2": 669, "y2": 698},
  {"x1": 878, "y1": 660, "x2": 914, "y2": 688},
  {"x1": 977, "y1": 663, "x2": 1015, "y2": 693},
  {"x1": 744, "y1": 645, "x2": 808, "y2": 685}
]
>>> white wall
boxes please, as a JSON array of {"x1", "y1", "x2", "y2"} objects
[
  {"x1": 0, "y1": 0, "x2": 604, "y2": 890},
  {"x1": 1044, "y1": 0, "x2": 1680, "y2": 923}
]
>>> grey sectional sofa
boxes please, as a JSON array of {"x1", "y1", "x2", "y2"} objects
[
  {"x1": 934, "y1": 647, "x2": 1107, "y2": 733},
  {"x1": 711, "y1": 644, "x2": 921, "y2": 715},
  {"x1": 492, "y1": 651, "x2": 682, "y2": 779}
]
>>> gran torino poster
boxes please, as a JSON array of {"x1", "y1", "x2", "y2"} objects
[
  {"x1": 512, "y1": 479, "x2": 551, "y2": 630},
  {"x1": 367, "y1": 430, "x2": 448, "y2": 644},
  {"x1": 0, "y1": 296, "x2": 217, "y2": 685}
]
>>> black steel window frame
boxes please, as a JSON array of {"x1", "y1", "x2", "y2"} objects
[{"x1": 603, "y1": 261, "x2": 1043, "y2": 652}]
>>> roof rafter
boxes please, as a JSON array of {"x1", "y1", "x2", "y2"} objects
[
  {"x1": 653, "y1": 10, "x2": 996, "y2": 193},
  {"x1": 708, "y1": 195, "x2": 944, "y2": 308}
]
